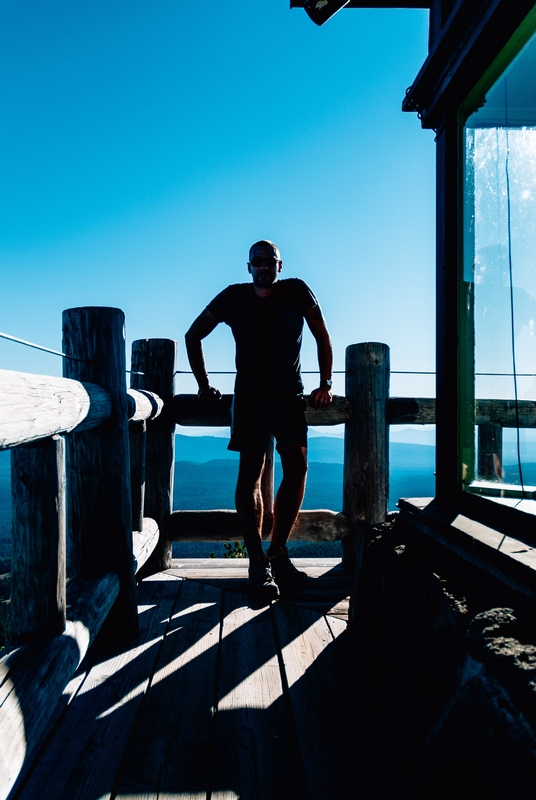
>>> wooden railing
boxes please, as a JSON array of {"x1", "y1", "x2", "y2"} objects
[
  {"x1": 1, "y1": 308, "x2": 534, "y2": 798},
  {"x1": 0, "y1": 308, "x2": 168, "y2": 796}
]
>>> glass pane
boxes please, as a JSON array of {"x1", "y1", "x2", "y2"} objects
[{"x1": 464, "y1": 32, "x2": 536, "y2": 502}]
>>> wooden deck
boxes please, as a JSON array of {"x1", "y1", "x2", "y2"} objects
[{"x1": 8, "y1": 560, "x2": 404, "y2": 800}]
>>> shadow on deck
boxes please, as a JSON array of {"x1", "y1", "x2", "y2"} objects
[{"x1": 9, "y1": 560, "x2": 410, "y2": 800}]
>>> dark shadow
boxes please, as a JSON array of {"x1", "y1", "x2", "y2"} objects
[{"x1": 7, "y1": 576, "x2": 397, "y2": 800}]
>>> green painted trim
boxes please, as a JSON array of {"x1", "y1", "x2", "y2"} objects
[
  {"x1": 457, "y1": 113, "x2": 475, "y2": 490},
  {"x1": 461, "y1": 6, "x2": 536, "y2": 121}
]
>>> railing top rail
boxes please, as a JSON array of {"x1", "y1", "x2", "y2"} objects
[{"x1": 0, "y1": 369, "x2": 162, "y2": 450}]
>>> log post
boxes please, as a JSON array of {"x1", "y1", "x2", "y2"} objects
[
  {"x1": 343, "y1": 343, "x2": 390, "y2": 571},
  {"x1": 63, "y1": 307, "x2": 138, "y2": 642},
  {"x1": 131, "y1": 339, "x2": 177, "y2": 572},
  {"x1": 261, "y1": 435, "x2": 275, "y2": 539},
  {"x1": 129, "y1": 421, "x2": 146, "y2": 533},
  {"x1": 478, "y1": 422, "x2": 503, "y2": 482},
  {"x1": 10, "y1": 436, "x2": 66, "y2": 640}
]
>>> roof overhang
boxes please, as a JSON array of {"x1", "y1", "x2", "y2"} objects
[{"x1": 403, "y1": 0, "x2": 536, "y2": 129}]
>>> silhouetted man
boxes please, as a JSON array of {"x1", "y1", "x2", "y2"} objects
[{"x1": 185, "y1": 240, "x2": 333, "y2": 598}]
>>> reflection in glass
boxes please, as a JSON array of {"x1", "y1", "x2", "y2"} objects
[{"x1": 464, "y1": 31, "x2": 536, "y2": 500}]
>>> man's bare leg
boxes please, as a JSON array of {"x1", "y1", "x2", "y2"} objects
[
  {"x1": 266, "y1": 446, "x2": 308, "y2": 587},
  {"x1": 235, "y1": 451, "x2": 267, "y2": 560}
]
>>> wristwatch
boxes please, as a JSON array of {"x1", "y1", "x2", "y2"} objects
[{"x1": 320, "y1": 379, "x2": 333, "y2": 389}]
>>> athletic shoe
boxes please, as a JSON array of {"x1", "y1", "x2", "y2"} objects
[
  {"x1": 248, "y1": 556, "x2": 280, "y2": 600},
  {"x1": 267, "y1": 546, "x2": 308, "y2": 588}
]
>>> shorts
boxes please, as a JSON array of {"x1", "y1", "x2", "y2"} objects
[{"x1": 228, "y1": 390, "x2": 308, "y2": 454}]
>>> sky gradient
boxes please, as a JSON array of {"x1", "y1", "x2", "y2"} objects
[{"x1": 1, "y1": 1, "x2": 436, "y2": 399}]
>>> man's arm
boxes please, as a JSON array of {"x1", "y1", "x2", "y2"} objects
[
  {"x1": 305, "y1": 304, "x2": 333, "y2": 409},
  {"x1": 185, "y1": 308, "x2": 222, "y2": 400}
]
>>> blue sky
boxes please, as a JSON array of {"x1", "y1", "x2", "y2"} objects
[{"x1": 0, "y1": 1, "x2": 436, "y2": 399}]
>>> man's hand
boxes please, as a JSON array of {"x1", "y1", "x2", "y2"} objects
[
  {"x1": 310, "y1": 386, "x2": 333, "y2": 409},
  {"x1": 198, "y1": 385, "x2": 222, "y2": 406}
]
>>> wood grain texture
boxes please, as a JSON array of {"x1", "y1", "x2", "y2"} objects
[
  {"x1": 166, "y1": 509, "x2": 349, "y2": 542},
  {"x1": 129, "y1": 420, "x2": 146, "y2": 532},
  {"x1": 388, "y1": 396, "x2": 436, "y2": 425},
  {"x1": 172, "y1": 393, "x2": 351, "y2": 427},
  {"x1": 0, "y1": 369, "x2": 111, "y2": 450},
  {"x1": 126, "y1": 389, "x2": 163, "y2": 423},
  {"x1": 211, "y1": 592, "x2": 304, "y2": 800},
  {"x1": 343, "y1": 343, "x2": 389, "y2": 569},
  {"x1": 343, "y1": 342, "x2": 390, "y2": 527},
  {"x1": 131, "y1": 339, "x2": 177, "y2": 572},
  {"x1": 11, "y1": 575, "x2": 182, "y2": 800},
  {"x1": 166, "y1": 559, "x2": 351, "y2": 619},
  {"x1": 272, "y1": 602, "x2": 361, "y2": 799},
  {"x1": 0, "y1": 572, "x2": 119, "y2": 799},
  {"x1": 63, "y1": 307, "x2": 138, "y2": 640},
  {"x1": 115, "y1": 580, "x2": 221, "y2": 799},
  {"x1": 132, "y1": 518, "x2": 159, "y2": 575},
  {"x1": 11, "y1": 436, "x2": 66, "y2": 640}
]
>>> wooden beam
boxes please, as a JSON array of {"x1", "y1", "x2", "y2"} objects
[
  {"x1": 172, "y1": 394, "x2": 351, "y2": 427},
  {"x1": 10, "y1": 436, "x2": 66, "y2": 641},
  {"x1": 0, "y1": 572, "x2": 119, "y2": 799},
  {"x1": 388, "y1": 396, "x2": 436, "y2": 424},
  {"x1": 63, "y1": 307, "x2": 138, "y2": 641},
  {"x1": 476, "y1": 399, "x2": 536, "y2": 428},
  {"x1": 166, "y1": 509, "x2": 349, "y2": 542},
  {"x1": 132, "y1": 518, "x2": 159, "y2": 575},
  {"x1": 131, "y1": 339, "x2": 177, "y2": 572},
  {"x1": 0, "y1": 373, "x2": 163, "y2": 451},
  {"x1": 343, "y1": 343, "x2": 390, "y2": 570},
  {"x1": 127, "y1": 388, "x2": 163, "y2": 423},
  {"x1": 388, "y1": 397, "x2": 536, "y2": 428},
  {"x1": 0, "y1": 369, "x2": 111, "y2": 450}
]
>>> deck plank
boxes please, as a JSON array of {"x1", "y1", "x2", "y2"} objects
[
  {"x1": 10, "y1": 566, "x2": 370, "y2": 799},
  {"x1": 167, "y1": 559, "x2": 352, "y2": 621},
  {"x1": 13, "y1": 574, "x2": 183, "y2": 800},
  {"x1": 210, "y1": 592, "x2": 305, "y2": 800},
  {"x1": 115, "y1": 580, "x2": 222, "y2": 799},
  {"x1": 272, "y1": 602, "x2": 365, "y2": 799}
]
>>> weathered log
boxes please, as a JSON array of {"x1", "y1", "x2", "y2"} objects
[
  {"x1": 131, "y1": 339, "x2": 177, "y2": 572},
  {"x1": 127, "y1": 388, "x2": 163, "y2": 423},
  {"x1": 63, "y1": 307, "x2": 138, "y2": 641},
  {"x1": 0, "y1": 373, "x2": 163, "y2": 452},
  {"x1": 166, "y1": 509, "x2": 349, "y2": 543},
  {"x1": 127, "y1": 390, "x2": 163, "y2": 532},
  {"x1": 133, "y1": 518, "x2": 159, "y2": 575},
  {"x1": 343, "y1": 343, "x2": 390, "y2": 569},
  {"x1": 388, "y1": 397, "x2": 436, "y2": 425},
  {"x1": 388, "y1": 397, "x2": 536, "y2": 428},
  {"x1": 129, "y1": 420, "x2": 146, "y2": 533},
  {"x1": 476, "y1": 399, "x2": 536, "y2": 428},
  {"x1": 0, "y1": 572, "x2": 119, "y2": 799},
  {"x1": 172, "y1": 394, "x2": 351, "y2": 427},
  {"x1": 10, "y1": 436, "x2": 66, "y2": 640},
  {"x1": 0, "y1": 369, "x2": 111, "y2": 450},
  {"x1": 478, "y1": 422, "x2": 503, "y2": 482}
]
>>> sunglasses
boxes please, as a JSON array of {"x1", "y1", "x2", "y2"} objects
[{"x1": 250, "y1": 256, "x2": 280, "y2": 268}]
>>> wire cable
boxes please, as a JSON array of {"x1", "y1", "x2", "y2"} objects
[{"x1": 0, "y1": 331, "x2": 88, "y2": 363}]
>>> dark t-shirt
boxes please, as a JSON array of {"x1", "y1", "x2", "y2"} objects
[{"x1": 207, "y1": 278, "x2": 318, "y2": 392}]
